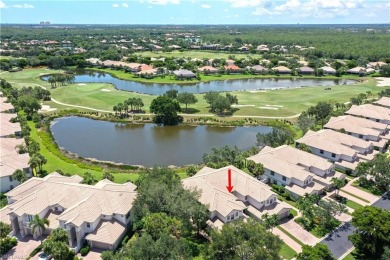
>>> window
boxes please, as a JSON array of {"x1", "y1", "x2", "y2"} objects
[
  {"x1": 235, "y1": 212, "x2": 238, "y2": 217},
  {"x1": 320, "y1": 149, "x2": 324, "y2": 154},
  {"x1": 126, "y1": 211, "x2": 131, "y2": 219},
  {"x1": 27, "y1": 215, "x2": 33, "y2": 222},
  {"x1": 227, "y1": 215, "x2": 230, "y2": 221},
  {"x1": 87, "y1": 223, "x2": 90, "y2": 228},
  {"x1": 331, "y1": 153, "x2": 336, "y2": 158},
  {"x1": 55, "y1": 207, "x2": 59, "y2": 211},
  {"x1": 270, "y1": 171, "x2": 275, "y2": 176},
  {"x1": 273, "y1": 180, "x2": 277, "y2": 184},
  {"x1": 359, "y1": 134, "x2": 363, "y2": 138},
  {"x1": 282, "y1": 176, "x2": 287, "y2": 181},
  {"x1": 9, "y1": 176, "x2": 13, "y2": 182}
]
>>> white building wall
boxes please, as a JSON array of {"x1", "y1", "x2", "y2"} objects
[
  {"x1": 263, "y1": 168, "x2": 292, "y2": 186},
  {"x1": 308, "y1": 146, "x2": 342, "y2": 161},
  {"x1": 0, "y1": 176, "x2": 21, "y2": 193}
]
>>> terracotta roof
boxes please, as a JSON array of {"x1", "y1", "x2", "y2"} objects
[
  {"x1": 346, "y1": 104, "x2": 390, "y2": 122},
  {"x1": 1, "y1": 137, "x2": 29, "y2": 177},
  {"x1": 224, "y1": 65, "x2": 241, "y2": 70},
  {"x1": 0, "y1": 113, "x2": 21, "y2": 137},
  {"x1": 0, "y1": 97, "x2": 14, "y2": 112},
  {"x1": 86, "y1": 219, "x2": 126, "y2": 245},
  {"x1": 285, "y1": 181, "x2": 325, "y2": 197}
]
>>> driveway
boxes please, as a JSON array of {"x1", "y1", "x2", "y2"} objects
[
  {"x1": 77, "y1": 248, "x2": 103, "y2": 260},
  {"x1": 279, "y1": 218, "x2": 319, "y2": 246},
  {"x1": 321, "y1": 222, "x2": 356, "y2": 259},
  {"x1": 272, "y1": 227, "x2": 302, "y2": 253},
  {"x1": 1, "y1": 235, "x2": 42, "y2": 260},
  {"x1": 342, "y1": 179, "x2": 379, "y2": 203},
  {"x1": 372, "y1": 194, "x2": 390, "y2": 210}
]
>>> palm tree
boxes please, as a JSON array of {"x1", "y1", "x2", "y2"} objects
[
  {"x1": 28, "y1": 156, "x2": 40, "y2": 176},
  {"x1": 13, "y1": 169, "x2": 28, "y2": 183},
  {"x1": 29, "y1": 214, "x2": 50, "y2": 242},
  {"x1": 331, "y1": 177, "x2": 345, "y2": 197}
]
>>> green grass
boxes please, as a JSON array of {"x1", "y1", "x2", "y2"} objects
[
  {"x1": 290, "y1": 209, "x2": 298, "y2": 217},
  {"x1": 276, "y1": 226, "x2": 304, "y2": 246},
  {"x1": 280, "y1": 243, "x2": 297, "y2": 260},
  {"x1": 340, "y1": 189, "x2": 370, "y2": 203},
  {"x1": 1, "y1": 68, "x2": 385, "y2": 118},
  {"x1": 136, "y1": 50, "x2": 256, "y2": 60},
  {"x1": 346, "y1": 199, "x2": 364, "y2": 211},
  {"x1": 277, "y1": 196, "x2": 297, "y2": 208},
  {"x1": 343, "y1": 249, "x2": 357, "y2": 260}
]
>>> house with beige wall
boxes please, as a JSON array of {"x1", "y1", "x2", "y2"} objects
[{"x1": 5, "y1": 174, "x2": 137, "y2": 252}]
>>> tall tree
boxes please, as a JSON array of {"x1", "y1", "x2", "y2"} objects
[
  {"x1": 42, "y1": 228, "x2": 71, "y2": 260},
  {"x1": 349, "y1": 206, "x2": 390, "y2": 259},
  {"x1": 206, "y1": 219, "x2": 282, "y2": 260},
  {"x1": 331, "y1": 177, "x2": 345, "y2": 197},
  {"x1": 297, "y1": 244, "x2": 335, "y2": 260},
  {"x1": 82, "y1": 172, "x2": 97, "y2": 185},
  {"x1": 150, "y1": 96, "x2": 182, "y2": 126},
  {"x1": 12, "y1": 169, "x2": 28, "y2": 183},
  {"x1": 177, "y1": 92, "x2": 198, "y2": 111}
]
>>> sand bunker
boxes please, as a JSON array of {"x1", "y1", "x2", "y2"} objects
[
  {"x1": 78, "y1": 83, "x2": 87, "y2": 86},
  {"x1": 258, "y1": 107, "x2": 279, "y2": 110},
  {"x1": 40, "y1": 105, "x2": 57, "y2": 112},
  {"x1": 231, "y1": 104, "x2": 255, "y2": 107},
  {"x1": 249, "y1": 90, "x2": 267, "y2": 93},
  {"x1": 101, "y1": 89, "x2": 111, "y2": 92},
  {"x1": 376, "y1": 77, "x2": 390, "y2": 87},
  {"x1": 265, "y1": 105, "x2": 284, "y2": 108}
]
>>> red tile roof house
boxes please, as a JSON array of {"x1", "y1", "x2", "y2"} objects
[
  {"x1": 198, "y1": 66, "x2": 218, "y2": 74},
  {"x1": 224, "y1": 65, "x2": 241, "y2": 74},
  {"x1": 298, "y1": 66, "x2": 315, "y2": 75},
  {"x1": 272, "y1": 66, "x2": 291, "y2": 74}
]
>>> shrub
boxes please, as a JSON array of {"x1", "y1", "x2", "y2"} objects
[
  {"x1": 29, "y1": 244, "x2": 43, "y2": 257},
  {"x1": 80, "y1": 246, "x2": 90, "y2": 256},
  {"x1": 0, "y1": 222, "x2": 11, "y2": 238},
  {"x1": 0, "y1": 237, "x2": 18, "y2": 255}
]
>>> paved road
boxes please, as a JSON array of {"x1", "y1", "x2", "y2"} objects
[
  {"x1": 321, "y1": 193, "x2": 389, "y2": 259},
  {"x1": 321, "y1": 222, "x2": 356, "y2": 259}
]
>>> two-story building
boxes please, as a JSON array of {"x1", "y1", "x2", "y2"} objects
[
  {"x1": 5, "y1": 173, "x2": 137, "y2": 252},
  {"x1": 296, "y1": 129, "x2": 376, "y2": 171},
  {"x1": 249, "y1": 145, "x2": 344, "y2": 189},
  {"x1": 0, "y1": 137, "x2": 31, "y2": 193},
  {"x1": 346, "y1": 104, "x2": 390, "y2": 124},
  {"x1": 247, "y1": 149, "x2": 326, "y2": 200},
  {"x1": 182, "y1": 166, "x2": 291, "y2": 229},
  {"x1": 324, "y1": 115, "x2": 389, "y2": 151}
]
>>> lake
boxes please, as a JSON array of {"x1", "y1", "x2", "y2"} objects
[
  {"x1": 42, "y1": 70, "x2": 356, "y2": 95},
  {"x1": 51, "y1": 117, "x2": 272, "y2": 167}
]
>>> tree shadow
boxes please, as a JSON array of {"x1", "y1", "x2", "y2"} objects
[{"x1": 182, "y1": 108, "x2": 200, "y2": 114}]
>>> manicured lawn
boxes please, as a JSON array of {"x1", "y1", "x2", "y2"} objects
[
  {"x1": 280, "y1": 243, "x2": 297, "y2": 260},
  {"x1": 1, "y1": 68, "x2": 385, "y2": 118},
  {"x1": 341, "y1": 189, "x2": 370, "y2": 203},
  {"x1": 346, "y1": 199, "x2": 364, "y2": 211},
  {"x1": 136, "y1": 50, "x2": 256, "y2": 60},
  {"x1": 276, "y1": 226, "x2": 304, "y2": 246},
  {"x1": 277, "y1": 195, "x2": 297, "y2": 208},
  {"x1": 343, "y1": 249, "x2": 357, "y2": 260}
]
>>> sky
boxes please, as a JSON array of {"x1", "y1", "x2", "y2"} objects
[{"x1": 0, "y1": 0, "x2": 389, "y2": 24}]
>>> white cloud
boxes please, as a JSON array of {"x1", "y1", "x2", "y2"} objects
[
  {"x1": 112, "y1": 4, "x2": 120, "y2": 8},
  {"x1": 122, "y1": 3, "x2": 129, "y2": 8},
  {"x1": 226, "y1": 0, "x2": 266, "y2": 8},
  {"x1": 201, "y1": 4, "x2": 211, "y2": 8},
  {"x1": 144, "y1": 0, "x2": 180, "y2": 5},
  {"x1": 0, "y1": 1, "x2": 5, "y2": 9},
  {"x1": 274, "y1": 0, "x2": 301, "y2": 11},
  {"x1": 12, "y1": 3, "x2": 34, "y2": 8}
]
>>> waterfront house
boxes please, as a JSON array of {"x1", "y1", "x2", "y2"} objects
[
  {"x1": 298, "y1": 66, "x2": 315, "y2": 75},
  {"x1": 5, "y1": 174, "x2": 137, "y2": 252},
  {"x1": 182, "y1": 166, "x2": 292, "y2": 229},
  {"x1": 319, "y1": 66, "x2": 336, "y2": 75},
  {"x1": 198, "y1": 66, "x2": 218, "y2": 74},
  {"x1": 250, "y1": 65, "x2": 267, "y2": 74},
  {"x1": 173, "y1": 69, "x2": 196, "y2": 79},
  {"x1": 224, "y1": 65, "x2": 241, "y2": 74},
  {"x1": 272, "y1": 66, "x2": 291, "y2": 74},
  {"x1": 346, "y1": 66, "x2": 367, "y2": 75}
]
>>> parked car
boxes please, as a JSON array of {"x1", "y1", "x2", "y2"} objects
[{"x1": 38, "y1": 252, "x2": 52, "y2": 260}]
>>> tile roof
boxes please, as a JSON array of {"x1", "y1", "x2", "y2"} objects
[
  {"x1": 6, "y1": 174, "x2": 137, "y2": 228},
  {"x1": 0, "y1": 137, "x2": 29, "y2": 177},
  {"x1": 0, "y1": 97, "x2": 14, "y2": 112},
  {"x1": 253, "y1": 145, "x2": 333, "y2": 172},
  {"x1": 86, "y1": 219, "x2": 126, "y2": 245},
  {"x1": 248, "y1": 151, "x2": 314, "y2": 181},
  {"x1": 297, "y1": 130, "x2": 357, "y2": 157},
  {"x1": 346, "y1": 104, "x2": 390, "y2": 121},
  {"x1": 182, "y1": 166, "x2": 275, "y2": 217},
  {"x1": 272, "y1": 66, "x2": 291, "y2": 72},
  {"x1": 373, "y1": 97, "x2": 390, "y2": 108},
  {"x1": 0, "y1": 113, "x2": 21, "y2": 137},
  {"x1": 325, "y1": 115, "x2": 387, "y2": 137}
]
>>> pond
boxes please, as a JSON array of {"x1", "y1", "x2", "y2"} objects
[
  {"x1": 51, "y1": 117, "x2": 272, "y2": 167},
  {"x1": 42, "y1": 70, "x2": 356, "y2": 95}
]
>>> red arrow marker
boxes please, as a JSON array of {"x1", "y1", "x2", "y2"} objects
[{"x1": 226, "y1": 169, "x2": 234, "y2": 193}]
